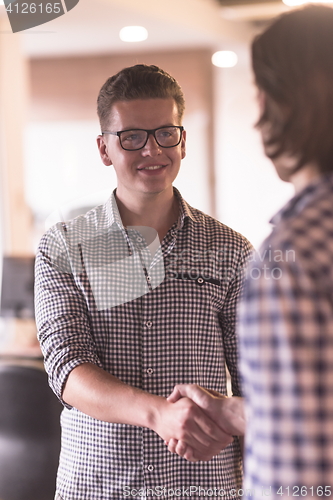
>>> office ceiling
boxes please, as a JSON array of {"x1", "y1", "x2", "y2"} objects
[
  {"x1": 216, "y1": 0, "x2": 288, "y2": 22},
  {"x1": 0, "y1": 0, "x2": 290, "y2": 58},
  {"x1": 217, "y1": 0, "x2": 279, "y2": 5}
]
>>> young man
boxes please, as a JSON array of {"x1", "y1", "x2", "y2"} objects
[
  {"x1": 35, "y1": 64, "x2": 252, "y2": 499},
  {"x1": 169, "y1": 6, "x2": 333, "y2": 498}
]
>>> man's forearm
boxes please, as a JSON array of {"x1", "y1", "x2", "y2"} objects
[
  {"x1": 62, "y1": 362, "x2": 161, "y2": 428},
  {"x1": 62, "y1": 362, "x2": 233, "y2": 461}
]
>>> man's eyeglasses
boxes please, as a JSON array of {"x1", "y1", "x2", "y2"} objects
[{"x1": 102, "y1": 126, "x2": 184, "y2": 151}]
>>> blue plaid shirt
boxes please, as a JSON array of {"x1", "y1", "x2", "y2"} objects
[{"x1": 239, "y1": 173, "x2": 333, "y2": 498}]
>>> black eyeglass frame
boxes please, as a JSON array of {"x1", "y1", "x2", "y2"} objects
[{"x1": 101, "y1": 126, "x2": 184, "y2": 151}]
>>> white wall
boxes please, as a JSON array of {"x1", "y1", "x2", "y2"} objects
[
  {"x1": 214, "y1": 44, "x2": 294, "y2": 249},
  {"x1": 25, "y1": 121, "x2": 115, "y2": 221}
]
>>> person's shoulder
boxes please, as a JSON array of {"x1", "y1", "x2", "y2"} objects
[
  {"x1": 60, "y1": 203, "x2": 107, "y2": 233},
  {"x1": 38, "y1": 203, "x2": 108, "y2": 262},
  {"x1": 293, "y1": 190, "x2": 333, "y2": 234},
  {"x1": 270, "y1": 189, "x2": 333, "y2": 251},
  {"x1": 184, "y1": 201, "x2": 252, "y2": 249},
  {"x1": 36, "y1": 203, "x2": 108, "y2": 274},
  {"x1": 252, "y1": 191, "x2": 333, "y2": 288},
  {"x1": 43, "y1": 202, "x2": 107, "y2": 242}
]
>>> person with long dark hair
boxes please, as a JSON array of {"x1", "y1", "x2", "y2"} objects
[{"x1": 168, "y1": 6, "x2": 333, "y2": 497}]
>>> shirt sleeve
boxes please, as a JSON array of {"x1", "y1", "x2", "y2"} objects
[
  {"x1": 219, "y1": 237, "x2": 253, "y2": 398},
  {"x1": 34, "y1": 226, "x2": 103, "y2": 408}
]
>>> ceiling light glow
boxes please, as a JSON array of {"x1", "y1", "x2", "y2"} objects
[
  {"x1": 283, "y1": 0, "x2": 333, "y2": 5},
  {"x1": 119, "y1": 26, "x2": 148, "y2": 43},
  {"x1": 212, "y1": 51, "x2": 238, "y2": 68}
]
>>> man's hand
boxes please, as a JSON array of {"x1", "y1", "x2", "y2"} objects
[
  {"x1": 165, "y1": 384, "x2": 246, "y2": 461},
  {"x1": 168, "y1": 384, "x2": 246, "y2": 435},
  {"x1": 151, "y1": 397, "x2": 233, "y2": 462}
]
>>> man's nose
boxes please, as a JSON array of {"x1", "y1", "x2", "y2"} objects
[{"x1": 142, "y1": 133, "x2": 162, "y2": 155}]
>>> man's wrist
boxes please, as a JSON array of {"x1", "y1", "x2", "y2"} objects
[{"x1": 143, "y1": 394, "x2": 168, "y2": 433}]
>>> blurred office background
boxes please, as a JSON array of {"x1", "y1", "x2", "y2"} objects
[{"x1": 0, "y1": 0, "x2": 302, "y2": 352}]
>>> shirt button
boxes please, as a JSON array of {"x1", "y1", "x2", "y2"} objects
[
  {"x1": 145, "y1": 321, "x2": 153, "y2": 328},
  {"x1": 197, "y1": 277, "x2": 204, "y2": 284},
  {"x1": 146, "y1": 275, "x2": 151, "y2": 283},
  {"x1": 136, "y1": 236, "x2": 143, "y2": 242},
  {"x1": 147, "y1": 464, "x2": 154, "y2": 472},
  {"x1": 146, "y1": 368, "x2": 154, "y2": 375}
]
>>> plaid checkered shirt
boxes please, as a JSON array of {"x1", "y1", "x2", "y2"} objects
[
  {"x1": 238, "y1": 174, "x2": 333, "y2": 499},
  {"x1": 35, "y1": 188, "x2": 252, "y2": 500}
]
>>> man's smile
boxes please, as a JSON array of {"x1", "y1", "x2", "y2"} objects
[{"x1": 137, "y1": 164, "x2": 166, "y2": 171}]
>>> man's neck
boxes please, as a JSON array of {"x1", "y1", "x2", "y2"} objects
[{"x1": 115, "y1": 187, "x2": 179, "y2": 242}]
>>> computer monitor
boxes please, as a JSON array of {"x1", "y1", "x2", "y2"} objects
[{"x1": 0, "y1": 256, "x2": 35, "y2": 319}]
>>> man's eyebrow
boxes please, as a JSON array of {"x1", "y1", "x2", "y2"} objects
[{"x1": 118, "y1": 123, "x2": 179, "y2": 131}]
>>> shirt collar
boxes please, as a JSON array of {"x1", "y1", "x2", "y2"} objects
[
  {"x1": 173, "y1": 187, "x2": 197, "y2": 229},
  {"x1": 104, "y1": 187, "x2": 197, "y2": 231},
  {"x1": 104, "y1": 189, "x2": 124, "y2": 230},
  {"x1": 270, "y1": 172, "x2": 333, "y2": 227}
]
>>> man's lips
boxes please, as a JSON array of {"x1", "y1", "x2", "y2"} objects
[{"x1": 137, "y1": 165, "x2": 166, "y2": 171}]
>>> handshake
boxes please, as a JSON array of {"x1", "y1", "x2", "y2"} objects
[{"x1": 154, "y1": 385, "x2": 246, "y2": 463}]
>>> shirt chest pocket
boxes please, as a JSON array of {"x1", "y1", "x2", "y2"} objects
[{"x1": 164, "y1": 270, "x2": 226, "y2": 314}]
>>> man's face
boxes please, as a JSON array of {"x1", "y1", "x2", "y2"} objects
[{"x1": 97, "y1": 98, "x2": 186, "y2": 201}]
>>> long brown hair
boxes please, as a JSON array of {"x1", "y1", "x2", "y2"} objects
[{"x1": 252, "y1": 5, "x2": 333, "y2": 173}]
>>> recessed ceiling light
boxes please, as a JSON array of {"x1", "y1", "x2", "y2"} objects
[
  {"x1": 212, "y1": 51, "x2": 238, "y2": 68},
  {"x1": 119, "y1": 26, "x2": 148, "y2": 43}
]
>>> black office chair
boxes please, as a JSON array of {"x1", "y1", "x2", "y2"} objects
[{"x1": 0, "y1": 363, "x2": 62, "y2": 500}]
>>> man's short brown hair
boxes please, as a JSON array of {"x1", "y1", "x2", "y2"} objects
[
  {"x1": 97, "y1": 64, "x2": 185, "y2": 130},
  {"x1": 252, "y1": 5, "x2": 333, "y2": 173}
]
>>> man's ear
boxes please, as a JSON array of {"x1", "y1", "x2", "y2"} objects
[
  {"x1": 97, "y1": 135, "x2": 112, "y2": 166},
  {"x1": 181, "y1": 129, "x2": 186, "y2": 160}
]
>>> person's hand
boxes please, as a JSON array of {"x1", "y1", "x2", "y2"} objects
[
  {"x1": 168, "y1": 384, "x2": 246, "y2": 435},
  {"x1": 151, "y1": 397, "x2": 233, "y2": 462},
  {"x1": 165, "y1": 384, "x2": 245, "y2": 461}
]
